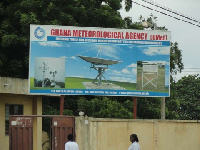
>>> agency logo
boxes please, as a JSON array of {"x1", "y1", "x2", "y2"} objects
[{"x1": 34, "y1": 27, "x2": 46, "y2": 40}]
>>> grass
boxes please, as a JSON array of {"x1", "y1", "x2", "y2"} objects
[
  {"x1": 65, "y1": 77, "x2": 136, "y2": 90},
  {"x1": 30, "y1": 77, "x2": 136, "y2": 90},
  {"x1": 30, "y1": 76, "x2": 169, "y2": 94},
  {"x1": 65, "y1": 77, "x2": 91, "y2": 89}
]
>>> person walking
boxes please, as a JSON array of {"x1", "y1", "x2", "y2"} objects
[
  {"x1": 128, "y1": 134, "x2": 140, "y2": 150},
  {"x1": 65, "y1": 134, "x2": 79, "y2": 150}
]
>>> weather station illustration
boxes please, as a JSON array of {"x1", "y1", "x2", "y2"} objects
[
  {"x1": 29, "y1": 25, "x2": 171, "y2": 96},
  {"x1": 33, "y1": 57, "x2": 65, "y2": 88},
  {"x1": 136, "y1": 61, "x2": 166, "y2": 92}
]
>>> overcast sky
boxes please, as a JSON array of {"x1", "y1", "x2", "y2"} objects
[{"x1": 119, "y1": 0, "x2": 200, "y2": 81}]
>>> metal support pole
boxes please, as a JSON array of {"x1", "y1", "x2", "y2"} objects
[
  {"x1": 60, "y1": 95, "x2": 64, "y2": 115},
  {"x1": 133, "y1": 97, "x2": 137, "y2": 119},
  {"x1": 161, "y1": 97, "x2": 165, "y2": 120}
]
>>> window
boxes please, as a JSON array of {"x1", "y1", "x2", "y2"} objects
[{"x1": 5, "y1": 104, "x2": 23, "y2": 135}]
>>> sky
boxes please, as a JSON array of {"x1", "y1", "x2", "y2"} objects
[{"x1": 119, "y1": 0, "x2": 200, "y2": 81}]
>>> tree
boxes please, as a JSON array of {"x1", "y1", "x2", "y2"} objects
[
  {"x1": 170, "y1": 42, "x2": 184, "y2": 80},
  {"x1": 137, "y1": 97, "x2": 162, "y2": 119},
  {"x1": 124, "y1": 17, "x2": 144, "y2": 30},
  {"x1": 174, "y1": 75, "x2": 200, "y2": 120},
  {"x1": 42, "y1": 96, "x2": 75, "y2": 137},
  {"x1": 166, "y1": 42, "x2": 184, "y2": 119},
  {"x1": 138, "y1": 13, "x2": 168, "y2": 31},
  {"x1": 77, "y1": 96, "x2": 132, "y2": 118}
]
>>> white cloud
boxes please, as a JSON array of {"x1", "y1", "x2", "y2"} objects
[
  {"x1": 108, "y1": 70, "x2": 123, "y2": 75},
  {"x1": 122, "y1": 68, "x2": 130, "y2": 74},
  {"x1": 127, "y1": 63, "x2": 137, "y2": 68},
  {"x1": 70, "y1": 56, "x2": 76, "y2": 59},
  {"x1": 109, "y1": 77, "x2": 136, "y2": 83},
  {"x1": 144, "y1": 60, "x2": 167, "y2": 65},
  {"x1": 70, "y1": 75, "x2": 84, "y2": 78},
  {"x1": 60, "y1": 56, "x2": 68, "y2": 59},
  {"x1": 94, "y1": 45, "x2": 122, "y2": 60},
  {"x1": 39, "y1": 42, "x2": 63, "y2": 47},
  {"x1": 132, "y1": 68, "x2": 137, "y2": 74},
  {"x1": 62, "y1": 56, "x2": 77, "y2": 60},
  {"x1": 143, "y1": 47, "x2": 169, "y2": 56},
  {"x1": 125, "y1": 63, "x2": 137, "y2": 75}
]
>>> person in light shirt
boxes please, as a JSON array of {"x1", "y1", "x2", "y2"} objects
[
  {"x1": 65, "y1": 134, "x2": 79, "y2": 150},
  {"x1": 128, "y1": 134, "x2": 140, "y2": 150}
]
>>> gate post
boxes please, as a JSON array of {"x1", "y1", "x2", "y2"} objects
[{"x1": 60, "y1": 95, "x2": 64, "y2": 115}]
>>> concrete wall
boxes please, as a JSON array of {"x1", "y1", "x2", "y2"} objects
[
  {"x1": 0, "y1": 77, "x2": 42, "y2": 150},
  {"x1": 0, "y1": 77, "x2": 29, "y2": 94},
  {"x1": 76, "y1": 116, "x2": 200, "y2": 150}
]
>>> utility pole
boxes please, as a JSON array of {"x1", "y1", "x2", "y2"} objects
[{"x1": 133, "y1": 97, "x2": 137, "y2": 119}]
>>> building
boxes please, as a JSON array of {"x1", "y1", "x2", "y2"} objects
[{"x1": 0, "y1": 77, "x2": 42, "y2": 150}]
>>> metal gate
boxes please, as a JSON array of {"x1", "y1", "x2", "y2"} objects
[
  {"x1": 9, "y1": 117, "x2": 33, "y2": 150},
  {"x1": 51, "y1": 116, "x2": 75, "y2": 150},
  {"x1": 9, "y1": 116, "x2": 75, "y2": 150}
]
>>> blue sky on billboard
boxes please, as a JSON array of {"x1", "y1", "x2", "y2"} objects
[{"x1": 30, "y1": 41, "x2": 169, "y2": 85}]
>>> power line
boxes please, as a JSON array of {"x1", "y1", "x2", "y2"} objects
[
  {"x1": 131, "y1": 0, "x2": 200, "y2": 28},
  {"x1": 181, "y1": 71, "x2": 200, "y2": 72},
  {"x1": 183, "y1": 68, "x2": 200, "y2": 69},
  {"x1": 141, "y1": 0, "x2": 200, "y2": 23}
]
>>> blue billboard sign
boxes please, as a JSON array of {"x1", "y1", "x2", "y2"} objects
[{"x1": 29, "y1": 25, "x2": 170, "y2": 97}]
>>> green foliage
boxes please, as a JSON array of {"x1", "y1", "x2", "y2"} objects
[
  {"x1": 124, "y1": 0, "x2": 132, "y2": 11},
  {"x1": 42, "y1": 96, "x2": 76, "y2": 136},
  {"x1": 124, "y1": 17, "x2": 144, "y2": 30},
  {"x1": 77, "y1": 96, "x2": 132, "y2": 118},
  {"x1": 165, "y1": 98, "x2": 180, "y2": 119},
  {"x1": 137, "y1": 97, "x2": 161, "y2": 119},
  {"x1": 138, "y1": 14, "x2": 168, "y2": 30},
  {"x1": 174, "y1": 75, "x2": 200, "y2": 120},
  {"x1": 170, "y1": 42, "x2": 184, "y2": 77}
]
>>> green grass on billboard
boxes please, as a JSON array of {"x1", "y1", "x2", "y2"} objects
[{"x1": 30, "y1": 77, "x2": 168, "y2": 94}]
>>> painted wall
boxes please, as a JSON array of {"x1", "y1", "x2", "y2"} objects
[
  {"x1": 76, "y1": 117, "x2": 200, "y2": 150},
  {"x1": 0, "y1": 77, "x2": 42, "y2": 150},
  {"x1": 0, "y1": 95, "x2": 42, "y2": 150}
]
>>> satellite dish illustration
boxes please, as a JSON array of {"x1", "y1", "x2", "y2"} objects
[
  {"x1": 77, "y1": 55, "x2": 121, "y2": 66},
  {"x1": 77, "y1": 46, "x2": 124, "y2": 90}
]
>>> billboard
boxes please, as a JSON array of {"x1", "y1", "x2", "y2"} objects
[{"x1": 29, "y1": 25, "x2": 170, "y2": 97}]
